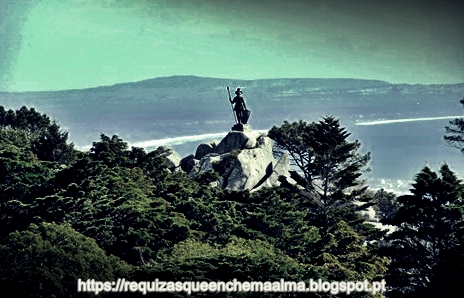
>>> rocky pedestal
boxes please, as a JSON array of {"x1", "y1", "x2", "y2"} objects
[
  {"x1": 231, "y1": 123, "x2": 252, "y2": 132},
  {"x1": 181, "y1": 128, "x2": 290, "y2": 191}
]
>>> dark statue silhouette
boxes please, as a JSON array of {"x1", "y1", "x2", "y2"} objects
[{"x1": 227, "y1": 87, "x2": 251, "y2": 125}]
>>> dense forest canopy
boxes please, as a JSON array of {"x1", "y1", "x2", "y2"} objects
[{"x1": 1, "y1": 103, "x2": 464, "y2": 297}]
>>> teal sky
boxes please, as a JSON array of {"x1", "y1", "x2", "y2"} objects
[{"x1": 1, "y1": 0, "x2": 463, "y2": 92}]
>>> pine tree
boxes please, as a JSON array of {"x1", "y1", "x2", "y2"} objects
[
  {"x1": 32, "y1": 121, "x2": 77, "y2": 164},
  {"x1": 373, "y1": 189, "x2": 400, "y2": 220},
  {"x1": 268, "y1": 120, "x2": 316, "y2": 183},
  {"x1": 382, "y1": 164, "x2": 464, "y2": 297},
  {"x1": 269, "y1": 116, "x2": 373, "y2": 236},
  {"x1": 0, "y1": 106, "x2": 77, "y2": 164}
]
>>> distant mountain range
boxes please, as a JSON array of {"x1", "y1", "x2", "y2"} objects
[{"x1": 1, "y1": 75, "x2": 463, "y2": 185}]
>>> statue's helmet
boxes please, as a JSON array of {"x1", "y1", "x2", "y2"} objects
[{"x1": 235, "y1": 88, "x2": 243, "y2": 95}]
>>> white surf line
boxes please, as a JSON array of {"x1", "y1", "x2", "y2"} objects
[
  {"x1": 77, "y1": 130, "x2": 269, "y2": 151},
  {"x1": 132, "y1": 130, "x2": 269, "y2": 148},
  {"x1": 355, "y1": 116, "x2": 462, "y2": 126}
]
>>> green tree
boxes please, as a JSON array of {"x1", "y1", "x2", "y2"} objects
[
  {"x1": 233, "y1": 186, "x2": 320, "y2": 264},
  {"x1": 170, "y1": 184, "x2": 237, "y2": 245},
  {"x1": 382, "y1": 164, "x2": 464, "y2": 297},
  {"x1": 90, "y1": 134, "x2": 132, "y2": 167},
  {"x1": 227, "y1": 185, "x2": 389, "y2": 296},
  {"x1": 3, "y1": 133, "x2": 192, "y2": 265},
  {"x1": 134, "y1": 236, "x2": 306, "y2": 297},
  {"x1": 269, "y1": 116, "x2": 373, "y2": 236},
  {"x1": 308, "y1": 220, "x2": 389, "y2": 297},
  {"x1": 372, "y1": 189, "x2": 400, "y2": 220},
  {"x1": 0, "y1": 143, "x2": 57, "y2": 236},
  {"x1": 34, "y1": 161, "x2": 191, "y2": 265},
  {"x1": 0, "y1": 106, "x2": 50, "y2": 131},
  {"x1": 268, "y1": 120, "x2": 316, "y2": 183},
  {"x1": 0, "y1": 222, "x2": 130, "y2": 297},
  {"x1": 0, "y1": 106, "x2": 77, "y2": 164},
  {"x1": 32, "y1": 121, "x2": 77, "y2": 164},
  {"x1": 444, "y1": 96, "x2": 464, "y2": 154}
]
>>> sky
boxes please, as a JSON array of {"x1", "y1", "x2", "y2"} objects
[{"x1": 1, "y1": 0, "x2": 463, "y2": 92}]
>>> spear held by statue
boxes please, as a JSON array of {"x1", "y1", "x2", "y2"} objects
[
  {"x1": 226, "y1": 86, "x2": 238, "y2": 124},
  {"x1": 226, "y1": 86, "x2": 251, "y2": 125}
]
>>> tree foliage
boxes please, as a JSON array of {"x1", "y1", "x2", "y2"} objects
[
  {"x1": 0, "y1": 143, "x2": 57, "y2": 236},
  {"x1": 382, "y1": 164, "x2": 464, "y2": 297},
  {"x1": 0, "y1": 222, "x2": 130, "y2": 298},
  {"x1": 269, "y1": 116, "x2": 373, "y2": 236},
  {"x1": 4, "y1": 105, "x2": 464, "y2": 297},
  {"x1": 444, "y1": 96, "x2": 464, "y2": 154},
  {"x1": 134, "y1": 237, "x2": 306, "y2": 297},
  {"x1": 269, "y1": 120, "x2": 316, "y2": 183},
  {"x1": 372, "y1": 189, "x2": 400, "y2": 220},
  {"x1": 0, "y1": 106, "x2": 77, "y2": 164},
  {"x1": 28, "y1": 135, "x2": 191, "y2": 265}
]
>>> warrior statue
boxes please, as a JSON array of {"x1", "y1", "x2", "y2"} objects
[{"x1": 228, "y1": 87, "x2": 251, "y2": 125}]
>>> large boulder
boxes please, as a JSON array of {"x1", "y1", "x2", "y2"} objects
[
  {"x1": 225, "y1": 136, "x2": 273, "y2": 190},
  {"x1": 156, "y1": 146, "x2": 181, "y2": 171},
  {"x1": 193, "y1": 130, "x2": 290, "y2": 191},
  {"x1": 252, "y1": 152, "x2": 290, "y2": 192},
  {"x1": 214, "y1": 131, "x2": 258, "y2": 155},
  {"x1": 180, "y1": 154, "x2": 195, "y2": 172},
  {"x1": 187, "y1": 158, "x2": 200, "y2": 175},
  {"x1": 195, "y1": 141, "x2": 218, "y2": 160}
]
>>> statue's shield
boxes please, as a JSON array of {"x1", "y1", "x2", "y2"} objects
[{"x1": 241, "y1": 109, "x2": 251, "y2": 124}]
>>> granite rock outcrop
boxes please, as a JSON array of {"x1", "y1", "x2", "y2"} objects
[{"x1": 182, "y1": 127, "x2": 290, "y2": 191}]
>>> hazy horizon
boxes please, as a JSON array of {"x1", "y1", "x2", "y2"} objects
[
  {"x1": 2, "y1": 0, "x2": 463, "y2": 92},
  {"x1": 1, "y1": 74, "x2": 463, "y2": 94}
]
